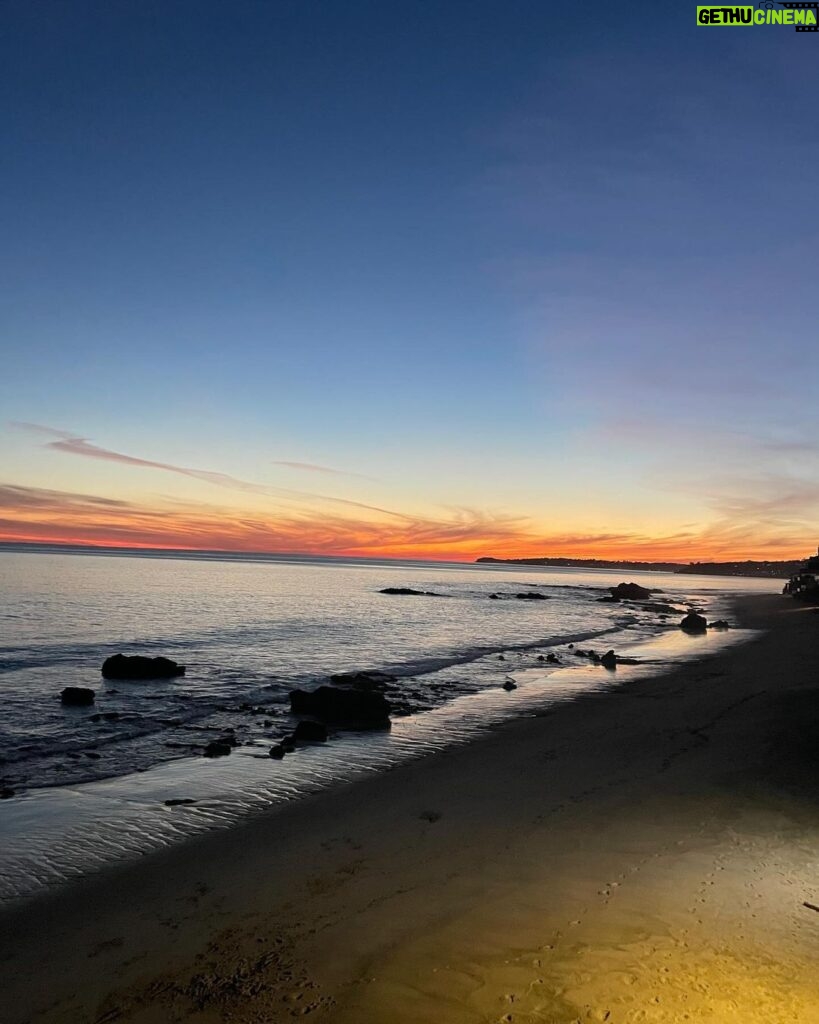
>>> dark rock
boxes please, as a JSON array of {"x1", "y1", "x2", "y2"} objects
[
  {"x1": 681, "y1": 611, "x2": 708, "y2": 634},
  {"x1": 101, "y1": 654, "x2": 185, "y2": 680},
  {"x1": 202, "y1": 741, "x2": 232, "y2": 758},
  {"x1": 498, "y1": 654, "x2": 506, "y2": 661},
  {"x1": 502, "y1": 679, "x2": 517, "y2": 691},
  {"x1": 0, "y1": 788, "x2": 15, "y2": 799},
  {"x1": 60, "y1": 687, "x2": 95, "y2": 707},
  {"x1": 515, "y1": 592, "x2": 549, "y2": 600},
  {"x1": 85, "y1": 751, "x2": 101, "y2": 759},
  {"x1": 600, "y1": 650, "x2": 618, "y2": 670},
  {"x1": 489, "y1": 593, "x2": 500, "y2": 599},
  {"x1": 164, "y1": 798, "x2": 196, "y2": 806},
  {"x1": 329, "y1": 670, "x2": 395, "y2": 692},
  {"x1": 268, "y1": 744, "x2": 285, "y2": 759},
  {"x1": 537, "y1": 655, "x2": 545, "y2": 662},
  {"x1": 598, "y1": 595, "x2": 621, "y2": 603},
  {"x1": 568, "y1": 643, "x2": 574, "y2": 649},
  {"x1": 609, "y1": 582, "x2": 655, "y2": 601},
  {"x1": 289, "y1": 686, "x2": 391, "y2": 729},
  {"x1": 293, "y1": 720, "x2": 328, "y2": 742},
  {"x1": 708, "y1": 619, "x2": 731, "y2": 630},
  {"x1": 546, "y1": 653, "x2": 560, "y2": 664},
  {"x1": 280, "y1": 736, "x2": 296, "y2": 753},
  {"x1": 379, "y1": 587, "x2": 439, "y2": 596}
]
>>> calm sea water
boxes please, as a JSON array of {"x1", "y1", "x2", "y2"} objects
[{"x1": 0, "y1": 549, "x2": 777, "y2": 902}]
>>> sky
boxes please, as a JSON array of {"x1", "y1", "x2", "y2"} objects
[{"x1": 1, "y1": 0, "x2": 818, "y2": 562}]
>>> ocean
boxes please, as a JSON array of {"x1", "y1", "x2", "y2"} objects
[{"x1": 0, "y1": 548, "x2": 777, "y2": 902}]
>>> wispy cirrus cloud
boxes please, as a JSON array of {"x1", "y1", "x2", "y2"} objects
[
  {"x1": 9, "y1": 422, "x2": 392, "y2": 518},
  {"x1": 11, "y1": 421, "x2": 359, "y2": 477}
]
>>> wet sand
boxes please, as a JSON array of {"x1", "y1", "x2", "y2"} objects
[{"x1": 1, "y1": 593, "x2": 818, "y2": 1023}]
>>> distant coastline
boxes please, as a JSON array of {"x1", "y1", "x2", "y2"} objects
[{"x1": 475, "y1": 556, "x2": 797, "y2": 579}]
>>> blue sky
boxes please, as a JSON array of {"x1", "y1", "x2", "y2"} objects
[{"x1": 2, "y1": 1, "x2": 818, "y2": 559}]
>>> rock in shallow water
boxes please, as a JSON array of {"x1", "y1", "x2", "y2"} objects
[
  {"x1": 379, "y1": 587, "x2": 439, "y2": 596},
  {"x1": 202, "y1": 740, "x2": 232, "y2": 758},
  {"x1": 680, "y1": 611, "x2": 708, "y2": 634},
  {"x1": 609, "y1": 582, "x2": 655, "y2": 600},
  {"x1": 60, "y1": 687, "x2": 95, "y2": 707},
  {"x1": 293, "y1": 720, "x2": 329, "y2": 742},
  {"x1": 329, "y1": 670, "x2": 395, "y2": 692},
  {"x1": 101, "y1": 654, "x2": 185, "y2": 680},
  {"x1": 600, "y1": 650, "x2": 618, "y2": 670},
  {"x1": 289, "y1": 686, "x2": 391, "y2": 729}
]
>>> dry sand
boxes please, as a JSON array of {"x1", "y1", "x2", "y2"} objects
[{"x1": 1, "y1": 593, "x2": 817, "y2": 1024}]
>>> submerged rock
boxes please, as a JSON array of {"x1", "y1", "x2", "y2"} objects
[
  {"x1": 289, "y1": 686, "x2": 391, "y2": 729},
  {"x1": 102, "y1": 654, "x2": 185, "y2": 680},
  {"x1": 164, "y1": 798, "x2": 196, "y2": 806},
  {"x1": 293, "y1": 720, "x2": 329, "y2": 742},
  {"x1": 268, "y1": 744, "x2": 285, "y2": 760},
  {"x1": 680, "y1": 611, "x2": 708, "y2": 634},
  {"x1": 609, "y1": 582, "x2": 655, "y2": 600},
  {"x1": 60, "y1": 687, "x2": 95, "y2": 707},
  {"x1": 515, "y1": 592, "x2": 550, "y2": 600},
  {"x1": 708, "y1": 619, "x2": 731, "y2": 629},
  {"x1": 600, "y1": 650, "x2": 618, "y2": 670},
  {"x1": 502, "y1": 678, "x2": 517, "y2": 691}
]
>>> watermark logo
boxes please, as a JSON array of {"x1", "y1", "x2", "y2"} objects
[{"x1": 696, "y1": 3, "x2": 818, "y2": 29}]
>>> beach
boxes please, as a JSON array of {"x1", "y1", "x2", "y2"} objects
[{"x1": 1, "y1": 591, "x2": 817, "y2": 1023}]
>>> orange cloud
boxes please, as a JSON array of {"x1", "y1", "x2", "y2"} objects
[{"x1": 0, "y1": 482, "x2": 813, "y2": 562}]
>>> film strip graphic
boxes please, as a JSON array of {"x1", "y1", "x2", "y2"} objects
[{"x1": 764, "y1": 1, "x2": 819, "y2": 30}]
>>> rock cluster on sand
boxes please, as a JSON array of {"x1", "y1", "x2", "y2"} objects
[
  {"x1": 60, "y1": 687, "x2": 95, "y2": 706},
  {"x1": 102, "y1": 654, "x2": 185, "y2": 680},
  {"x1": 680, "y1": 611, "x2": 708, "y2": 634}
]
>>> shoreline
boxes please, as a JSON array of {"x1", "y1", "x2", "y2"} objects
[
  {"x1": 0, "y1": 602, "x2": 740, "y2": 905},
  {"x1": 2, "y1": 593, "x2": 818, "y2": 1022}
]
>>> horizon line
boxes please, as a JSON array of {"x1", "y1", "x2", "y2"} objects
[{"x1": 0, "y1": 538, "x2": 804, "y2": 567}]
